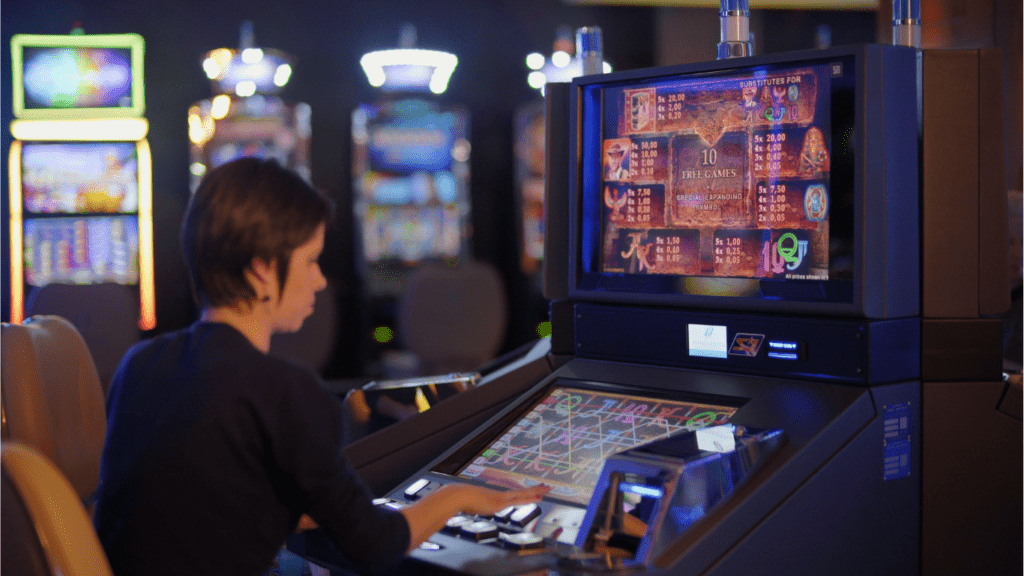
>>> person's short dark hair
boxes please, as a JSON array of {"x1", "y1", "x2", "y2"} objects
[{"x1": 181, "y1": 157, "x2": 335, "y2": 309}]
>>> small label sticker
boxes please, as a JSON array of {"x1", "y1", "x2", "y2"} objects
[
  {"x1": 883, "y1": 439, "x2": 911, "y2": 481},
  {"x1": 729, "y1": 333, "x2": 765, "y2": 357},
  {"x1": 883, "y1": 403, "x2": 912, "y2": 481}
]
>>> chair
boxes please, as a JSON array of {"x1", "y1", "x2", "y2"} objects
[
  {"x1": 397, "y1": 259, "x2": 508, "y2": 375},
  {"x1": 1, "y1": 315, "x2": 107, "y2": 511},
  {"x1": 1, "y1": 442, "x2": 114, "y2": 576},
  {"x1": 25, "y1": 283, "x2": 140, "y2": 395}
]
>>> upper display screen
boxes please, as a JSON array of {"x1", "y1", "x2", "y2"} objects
[
  {"x1": 453, "y1": 383, "x2": 738, "y2": 506},
  {"x1": 569, "y1": 47, "x2": 924, "y2": 315},
  {"x1": 12, "y1": 34, "x2": 145, "y2": 119},
  {"x1": 598, "y1": 61, "x2": 837, "y2": 282},
  {"x1": 22, "y1": 47, "x2": 133, "y2": 110},
  {"x1": 21, "y1": 142, "x2": 139, "y2": 214},
  {"x1": 593, "y1": 58, "x2": 847, "y2": 291}
]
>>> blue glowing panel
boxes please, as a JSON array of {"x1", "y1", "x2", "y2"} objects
[{"x1": 366, "y1": 108, "x2": 465, "y2": 174}]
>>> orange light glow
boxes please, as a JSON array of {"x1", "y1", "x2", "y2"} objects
[
  {"x1": 8, "y1": 142, "x2": 24, "y2": 323},
  {"x1": 137, "y1": 139, "x2": 156, "y2": 330}
]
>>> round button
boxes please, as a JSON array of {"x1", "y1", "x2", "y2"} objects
[
  {"x1": 460, "y1": 521, "x2": 500, "y2": 541},
  {"x1": 501, "y1": 532, "x2": 546, "y2": 550},
  {"x1": 444, "y1": 515, "x2": 474, "y2": 533}
]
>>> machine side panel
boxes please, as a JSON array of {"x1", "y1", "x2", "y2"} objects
[
  {"x1": 698, "y1": 413, "x2": 912, "y2": 576},
  {"x1": 921, "y1": 50, "x2": 980, "y2": 318},
  {"x1": 977, "y1": 49, "x2": 1011, "y2": 316},
  {"x1": 922, "y1": 380, "x2": 1023, "y2": 576}
]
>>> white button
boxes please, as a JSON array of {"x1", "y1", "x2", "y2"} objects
[{"x1": 404, "y1": 478, "x2": 430, "y2": 498}]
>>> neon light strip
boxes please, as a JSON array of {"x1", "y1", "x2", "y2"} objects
[
  {"x1": 11, "y1": 118, "x2": 149, "y2": 141},
  {"x1": 359, "y1": 49, "x2": 458, "y2": 94},
  {"x1": 8, "y1": 143, "x2": 24, "y2": 323},
  {"x1": 136, "y1": 139, "x2": 156, "y2": 330}
]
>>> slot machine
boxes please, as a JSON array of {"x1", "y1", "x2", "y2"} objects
[
  {"x1": 187, "y1": 22, "x2": 310, "y2": 190},
  {"x1": 8, "y1": 32, "x2": 155, "y2": 331},
  {"x1": 515, "y1": 27, "x2": 613, "y2": 333},
  {"x1": 352, "y1": 26, "x2": 471, "y2": 375},
  {"x1": 293, "y1": 25, "x2": 1017, "y2": 576}
]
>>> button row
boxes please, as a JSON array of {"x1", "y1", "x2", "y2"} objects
[
  {"x1": 442, "y1": 516, "x2": 546, "y2": 550},
  {"x1": 493, "y1": 503, "x2": 541, "y2": 526}
]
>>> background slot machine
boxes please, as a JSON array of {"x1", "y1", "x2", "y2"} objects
[
  {"x1": 8, "y1": 31, "x2": 153, "y2": 387},
  {"x1": 353, "y1": 25, "x2": 473, "y2": 378},
  {"x1": 515, "y1": 26, "x2": 613, "y2": 337},
  {"x1": 187, "y1": 21, "x2": 310, "y2": 190}
]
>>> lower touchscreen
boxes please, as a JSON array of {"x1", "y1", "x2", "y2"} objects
[{"x1": 455, "y1": 385, "x2": 739, "y2": 506}]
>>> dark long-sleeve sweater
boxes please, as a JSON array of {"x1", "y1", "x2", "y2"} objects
[{"x1": 94, "y1": 322, "x2": 409, "y2": 576}]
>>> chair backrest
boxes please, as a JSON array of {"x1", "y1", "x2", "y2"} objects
[
  {"x1": 1, "y1": 442, "x2": 114, "y2": 576},
  {"x1": 398, "y1": 260, "x2": 508, "y2": 375},
  {"x1": 1, "y1": 315, "x2": 107, "y2": 508},
  {"x1": 26, "y1": 283, "x2": 140, "y2": 395}
]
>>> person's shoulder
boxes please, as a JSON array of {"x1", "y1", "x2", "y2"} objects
[
  {"x1": 120, "y1": 326, "x2": 188, "y2": 366},
  {"x1": 254, "y1": 351, "x2": 319, "y2": 381}
]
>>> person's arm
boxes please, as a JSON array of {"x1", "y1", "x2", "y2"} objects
[{"x1": 400, "y1": 484, "x2": 551, "y2": 553}]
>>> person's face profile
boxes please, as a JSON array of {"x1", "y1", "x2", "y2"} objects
[{"x1": 270, "y1": 223, "x2": 328, "y2": 334}]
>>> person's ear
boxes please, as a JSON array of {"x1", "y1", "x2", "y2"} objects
[{"x1": 249, "y1": 258, "x2": 277, "y2": 302}]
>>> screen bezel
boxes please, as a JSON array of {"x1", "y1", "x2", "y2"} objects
[
  {"x1": 567, "y1": 44, "x2": 919, "y2": 319},
  {"x1": 11, "y1": 33, "x2": 145, "y2": 119},
  {"x1": 430, "y1": 377, "x2": 746, "y2": 506}
]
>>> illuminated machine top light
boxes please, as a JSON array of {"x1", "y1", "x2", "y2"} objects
[
  {"x1": 200, "y1": 21, "x2": 293, "y2": 97},
  {"x1": 359, "y1": 25, "x2": 458, "y2": 95},
  {"x1": 525, "y1": 26, "x2": 611, "y2": 95}
]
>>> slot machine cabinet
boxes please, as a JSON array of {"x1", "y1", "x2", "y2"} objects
[
  {"x1": 516, "y1": 27, "x2": 615, "y2": 342},
  {"x1": 294, "y1": 44, "x2": 922, "y2": 576},
  {"x1": 8, "y1": 32, "x2": 154, "y2": 386},
  {"x1": 187, "y1": 23, "x2": 310, "y2": 190},
  {"x1": 352, "y1": 29, "x2": 473, "y2": 377},
  {"x1": 292, "y1": 43, "x2": 1018, "y2": 576}
]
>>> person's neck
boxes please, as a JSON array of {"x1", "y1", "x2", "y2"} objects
[{"x1": 201, "y1": 303, "x2": 272, "y2": 353}]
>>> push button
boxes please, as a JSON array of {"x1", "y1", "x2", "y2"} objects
[
  {"x1": 371, "y1": 497, "x2": 405, "y2": 510},
  {"x1": 460, "y1": 521, "x2": 500, "y2": 541},
  {"x1": 500, "y1": 532, "x2": 546, "y2": 550},
  {"x1": 443, "y1": 515, "x2": 474, "y2": 534},
  {"x1": 493, "y1": 506, "x2": 516, "y2": 522},
  {"x1": 403, "y1": 478, "x2": 430, "y2": 500},
  {"x1": 510, "y1": 504, "x2": 541, "y2": 526}
]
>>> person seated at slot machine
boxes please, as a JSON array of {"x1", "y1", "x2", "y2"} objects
[{"x1": 93, "y1": 158, "x2": 550, "y2": 576}]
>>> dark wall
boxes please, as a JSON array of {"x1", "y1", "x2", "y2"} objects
[{"x1": 1, "y1": 0, "x2": 657, "y2": 376}]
